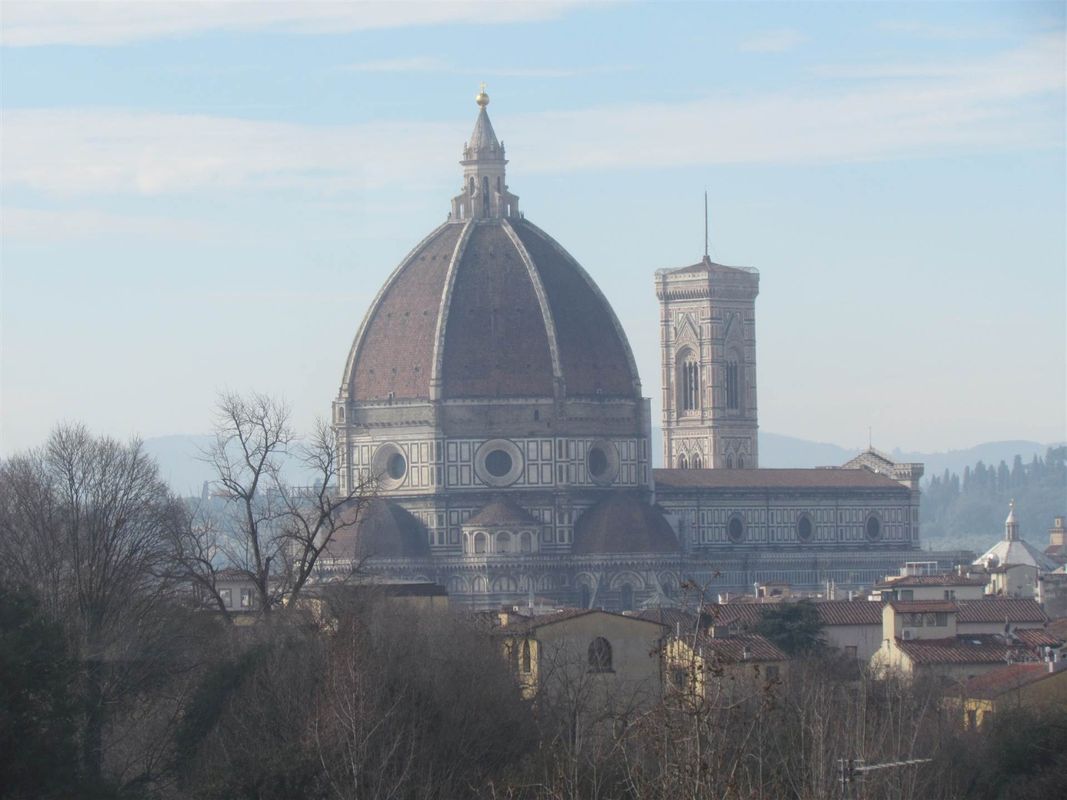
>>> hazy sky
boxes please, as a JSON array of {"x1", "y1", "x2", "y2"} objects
[{"x1": 2, "y1": 0, "x2": 1064, "y2": 456}]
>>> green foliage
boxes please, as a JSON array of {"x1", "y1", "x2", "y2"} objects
[
  {"x1": 755, "y1": 601, "x2": 826, "y2": 656},
  {"x1": 923, "y1": 446, "x2": 1066, "y2": 551},
  {"x1": 0, "y1": 583, "x2": 80, "y2": 799}
]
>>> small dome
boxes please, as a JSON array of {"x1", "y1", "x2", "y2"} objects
[
  {"x1": 329, "y1": 499, "x2": 430, "y2": 560},
  {"x1": 572, "y1": 492, "x2": 680, "y2": 555}
]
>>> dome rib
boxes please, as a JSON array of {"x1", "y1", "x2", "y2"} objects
[
  {"x1": 510, "y1": 219, "x2": 643, "y2": 398},
  {"x1": 438, "y1": 222, "x2": 556, "y2": 398},
  {"x1": 501, "y1": 218, "x2": 564, "y2": 394},
  {"x1": 428, "y1": 219, "x2": 474, "y2": 399},
  {"x1": 343, "y1": 222, "x2": 459, "y2": 401}
]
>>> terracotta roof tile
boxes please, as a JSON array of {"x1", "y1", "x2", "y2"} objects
[
  {"x1": 689, "y1": 633, "x2": 787, "y2": 664},
  {"x1": 702, "y1": 603, "x2": 767, "y2": 629},
  {"x1": 653, "y1": 468, "x2": 906, "y2": 491},
  {"x1": 573, "y1": 492, "x2": 680, "y2": 555},
  {"x1": 815, "y1": 600, "x2": 886, "y2": 626},
  {"x1": 347, "y1": 218, "x2": 640, "y2": 403},
  {"x1": 441, "y1": 222, "x2": 556, "y2": 398},
  {"x1": 956, "y1": 599, "x2": 1047, "y2": 624},
  {"x1": 896, "y1": 635, "x2": 1033, "y2": 665},
  {"x1": 631, "y1": 607, "x2": 703, "y2": 634},
  {"x1": 501, "y1": 608, "x2": 668, "y2": 636},
  {"x1": 960, "y1": 663, "x2": 1060, "y2": 699},
  {"x1": 1013, "y1": 628, "x2": 1062, "y2": 648},
  {"x1": 889, "y1": 600, "x2": 958, "y2": 614},
  {"x1": 1047, "y1": 617, "x2": 1067, "y2": 640},
  {"x1": 350, "y1": 223, "x2": 461, "y2": 401},
  {"x1": 512, "y1": 220, "x2": 638, "y2": 397}
]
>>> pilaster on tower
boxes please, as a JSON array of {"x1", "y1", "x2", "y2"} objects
[
  {"x1": 451, "y1": 86, "x2": 521, "y2": 221},
  {"x1": 656, "y1": 254, "x2": 760, "y2": 469}
]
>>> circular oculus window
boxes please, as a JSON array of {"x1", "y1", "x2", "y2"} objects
[
  {"x1": 797, "y1": 514, "x2": 814, "y2": 543},
  {"x1": 371, "y1": 442, "x2": 408, "y2": 490},
  {"x1": 474, "y1": 439, "x2": 524, "y2": 487},
  {"x1": 485, "y1": 449, "x2": 513, "y2": 477},
  {"x1": 386, "y1": 453, "x2": 406, "y2": 480},
  {"x1": 588, "y1": 447, "x2": 608, "y2": 477},
  {"x1": 865, "y1": 515, "x2": 882, "y2": 542},
  {"x1": 585, "y1": 440, "x2": 620, "y2": 486},
  {"x1": 727, "y1": 515, "x2": 745, "y2": 543}
]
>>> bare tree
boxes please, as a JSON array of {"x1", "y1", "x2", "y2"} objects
[
  {"x1": 176, "y1": 391, "x2": 375, "y2": 617},
  {"x1": 0, "y1": 424, "x2": 189, "y2": 786}
]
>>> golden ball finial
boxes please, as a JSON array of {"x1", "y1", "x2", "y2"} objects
[{"x1": 475, "y1": 82, "x2": 489, "y2": 107}]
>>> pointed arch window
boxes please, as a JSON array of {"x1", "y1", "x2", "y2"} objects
[
  {"x1": 726, "y1": 359, "x2": 740, "y2": 410},
  {"x1": 678, "y1": 453, "x2": 689, "y2": 470},
  {"x1": 521, "y1": 639, "x2": 532, "y2": 673},
  {"x1": 678, "y1": 354, "x2": 700, "y2": 412},
  {"x1": 692, "y1": 454, "x2": 702, "y2": 469},
  {"x1": 482, "y1": 176, "x2": 490, "y2": 214}
]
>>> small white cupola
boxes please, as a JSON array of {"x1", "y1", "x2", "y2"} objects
[{"x1": 1005, "y1": 499, "x2": 1020, "y2": 542}]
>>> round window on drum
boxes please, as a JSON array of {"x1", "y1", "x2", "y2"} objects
[
  {"x1": 485, "y1": 449, "x2": 513, "y2": 477},
  {"x1": 727, "y1": 515, "x2": 745, "y2": 543},
  {"x1": 386, "y1": 452, "x2": 406, "y2": 480},
  {"x1": 588, "y1": 447, "x2": 608, "y2": 478},
  {"x1": 865, "y1": 515, "x2": 882, "y2": 541}
]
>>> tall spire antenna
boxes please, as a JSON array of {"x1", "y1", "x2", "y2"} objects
[{"x1": 703, "y1": 190, "x2": 709, "y2": 259}]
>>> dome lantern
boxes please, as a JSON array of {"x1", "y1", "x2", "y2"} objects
[{"x1": 452, "y1": 85, "x2": 520, "y2": 221}]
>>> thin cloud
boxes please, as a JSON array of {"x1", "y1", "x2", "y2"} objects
[
  {"x1": 738, "y1": 29, "x2": 807, "y2": 53},
  {"x1": 4, "y1": 35, "x2": 1061, "y2": 197},
  {"x1": 338, "y1": 58, "x2": 630, "y2": 78},
  {"x1": 1, "y1": 0, "x2": 594, "y2": 47},
  {"x1": 2, "y1": 207, "x2": 218, "y2": 241}
]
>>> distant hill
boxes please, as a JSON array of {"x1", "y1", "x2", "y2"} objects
[
  {"x1": 142, "y1": 434, "x2": 319, "y2": 495},
  {"x1": 653, "y1": 429, "x2": 1056, "y2": 479}
]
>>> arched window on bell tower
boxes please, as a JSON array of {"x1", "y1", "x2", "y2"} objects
[
  {"x1": 677, "y1": 350, "x2": 699, "y2": 413},
  {"x1": 482, "y1": 175, "x2": 490, "y2": 215},
  {"x1": 725, "y1": 357, "x2": 740, "y2": 410}
]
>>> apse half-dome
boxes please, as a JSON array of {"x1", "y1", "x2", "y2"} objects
[
  {"x1": 572, "y1": 492, "x2": 681, "y2": 555},
  {"x1": 340, "y1": 92, "x2": 641, "y2": 404},
  {"x1": 328, "y1": 499, "x2": 430, "y2": 560}
]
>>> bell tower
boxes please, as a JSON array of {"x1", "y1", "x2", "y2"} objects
[{"x1": 656, "y1": 253, "x2": 759, "y2": 469}]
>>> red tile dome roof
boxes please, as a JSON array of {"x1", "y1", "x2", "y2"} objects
[
  {"x1": 341, "y1": 217, "x2": 641, "y2": 403},
  {"x1": 572, "y1": 492, "x2": 680, "y2": 555}
]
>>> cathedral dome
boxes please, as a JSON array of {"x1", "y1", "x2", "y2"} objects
[
  {"x1": 340, "y1": 98, "x2": 641, "y2": 404},
  {"x1": 572, "y1": 492, "x2": 680, "y2": 555}
]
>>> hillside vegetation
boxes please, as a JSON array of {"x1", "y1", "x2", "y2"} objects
[{"x1": 921, "y1": 446, "x2": 1066, "y2": 554}]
